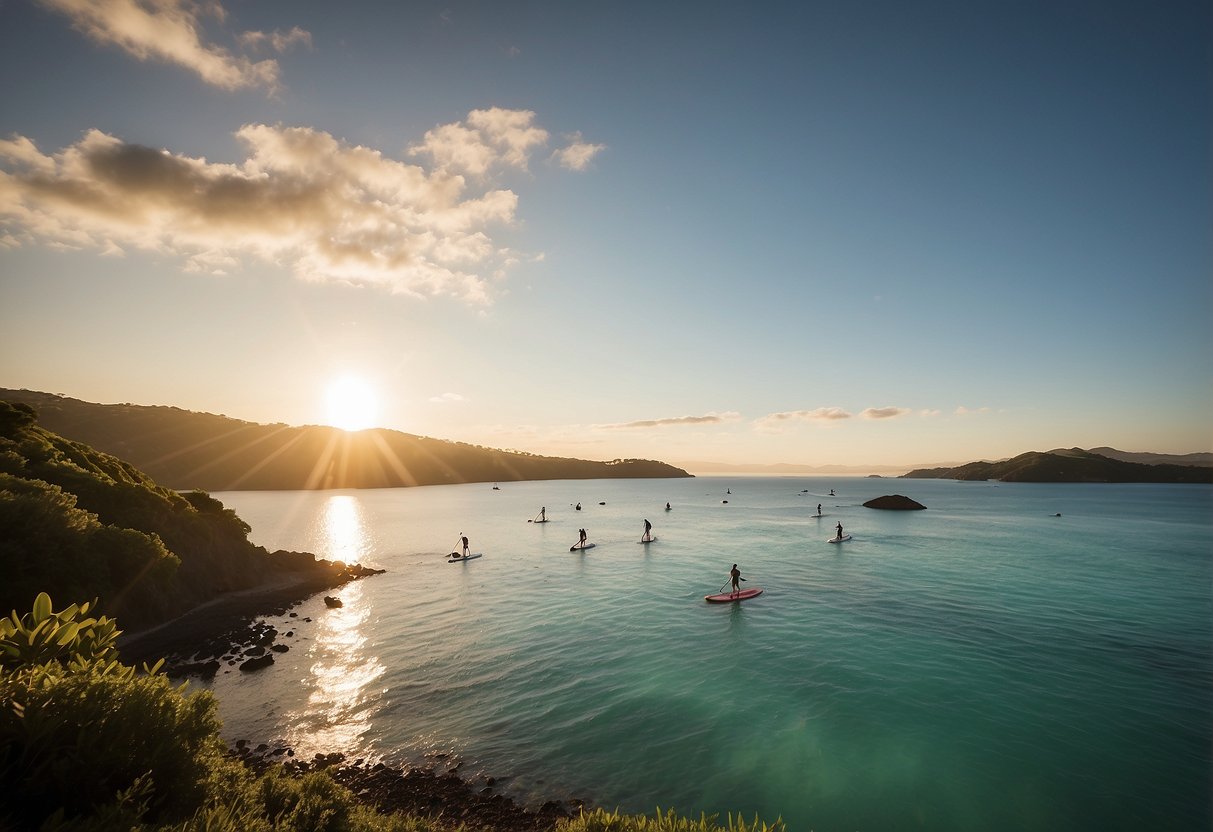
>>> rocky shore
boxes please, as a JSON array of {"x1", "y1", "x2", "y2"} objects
[
  {"x1": 116, "y1": 560, "x2": 586, "y2": 831},
  {"x1": 235, "y1": 745, "x2": 581, "y2": 832},
  {"x1": 117, "y1": 558, "x2": 385, "y2": 672}
]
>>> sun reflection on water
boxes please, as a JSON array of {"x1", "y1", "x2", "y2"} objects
[
  {"x1": 321, "y1": 494, "x2": 370, "y2": 565},
  {"x1": 284, "y1": 581, "x2": 387, "y2": 758},
  {"x1": 284, "y1": 496, "x2": 385, "y2": 758}
]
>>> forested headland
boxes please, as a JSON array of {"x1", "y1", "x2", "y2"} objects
[
  {"x1": 1, "y1": 390, "x2": 692, "y2": 491},
  {"x1": 0, "y1": 400, "x2": 368, "y2": 632}
]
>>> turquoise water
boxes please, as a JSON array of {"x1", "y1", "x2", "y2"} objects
[{"x1": 203, "y1": 477, "x2": 1212, "y2": 831}]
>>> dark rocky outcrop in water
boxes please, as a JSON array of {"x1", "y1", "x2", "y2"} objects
[{"x1": 863, "y1": 494, "x2": 927, "y2": 510}]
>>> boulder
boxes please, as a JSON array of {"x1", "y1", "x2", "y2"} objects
[{"x1": 863, "y1": 494, "x2": 926, "y2": 510}]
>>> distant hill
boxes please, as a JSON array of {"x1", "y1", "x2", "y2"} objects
[
  {"x1": 1073, "y1": 447, "x2": 1213, "y2": 467},
  {"x1": 677, "y1": 460, "x2": 919, "y2": 476},
  {"x1": 902, "y1": 449, "x2": 1213, "y2": 483},
  {"x1": 1, "y1": 390, "x2": 691, "y2": 491}
]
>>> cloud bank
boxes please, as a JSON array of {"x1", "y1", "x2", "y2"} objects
[
  {"x1": 860, "y1": 406, "x2": 911, "y2": 420},
  {"x1": 38, "y1": 0, "x2": 302, "y2": 91},
  {"x1": 754, "y1": 405, "x2": 913, "y2": 430},
  {"x1": 596, "y1": 412, "x2": 742, "y2": 430},
  {"x1": 0, "y1": 110, "x2": 601, "y2": 302}
]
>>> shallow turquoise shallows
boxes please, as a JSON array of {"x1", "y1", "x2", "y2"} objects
[{"x1": 203, "y1": 477, "x2": 1212, "y2": 831}]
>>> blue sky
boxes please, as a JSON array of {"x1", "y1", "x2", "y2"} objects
[{"x1": 1, "y1": 0, "x2": 1209, "y2": 469}]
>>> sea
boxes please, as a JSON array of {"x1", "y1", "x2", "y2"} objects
[{"x1": 199, "y1": 476, "x2": 1212, "y2": 832}]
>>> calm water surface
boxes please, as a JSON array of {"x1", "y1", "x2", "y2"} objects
[{"x1": 203, "y1": 477, "x2": 1212, "y2": 831}]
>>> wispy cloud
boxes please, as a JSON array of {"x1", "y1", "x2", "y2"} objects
[
  {"x1": 238, "y1": 25, "x2": 312, "y2": 54},
  {"x1": 429, "y1": 392, "x2": 465, "y2": 404},
  {"x1": 595, "y1": 412, "x2": 742, "y2": 430},
  {"x1": 859, "y1": 406, "x2": 911, "y2": 420},
  {"x1": 37, "y1": 0, "x2": 298, "y2": 91},
  {"x1": 955, "y1": 406, "x2": 992, "y2": 416},
  {"x1": 755, "y1": 408, "x2": 853, "y2": 430},
  {"x1": 0, "y1": 116, "x2": 570, "y2": 302},
  {"x1": 552, "y1": 132, "x2": 606, "y2": 171}
]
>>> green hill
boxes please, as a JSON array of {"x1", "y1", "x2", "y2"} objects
[
  {"x1": 1, "y1": 389, "x2": 691, "y2": 491},
  {"x1": 901, "y1": 448, "x2": 1213, "y2": 483},
  {"x1": 0, "y1": 400, "x2": 360, "y2": 631}
]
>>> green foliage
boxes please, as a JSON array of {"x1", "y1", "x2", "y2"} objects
[
  {"x1": 0, "y1": 401, "x2": 290, "y2": 632},
  {"x1": 0, "y1": 592, "x2": 123, "y2": 669},
  {"x1": 0, "y1": 659, "x2": 223, "y2": 827},
  {"x1": 560, "y1": 809, "x2": 785, "y2": 832}
]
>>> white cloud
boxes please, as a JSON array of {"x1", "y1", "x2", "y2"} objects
[
  {"x1": 410, "y1": 108, "x2": 568, "y2": 175},
  {"x1": 955, "y1": 406, "x2": 992, "y2": 416},
  {"x1": 595, "y1": 412, "x2": 742, "y2": 430},
  {"x1": 553, "y1": 133, "x2": 606, "y2": 171},
  {"x1": 429, "y1": 392, "x2": 465, "y2": 403},
  {"x1": 859, "y1": 406, "x2": 911, "y2": 420},
  {"x1": 38, "y1": 0, "x2": 291, "y2": 91},
  {"x1": 0, "y1": 123, "x2": 533, "y2": 302},
  {"x1": 920, "y1": 408, "x2": 942, "y2": 417}
]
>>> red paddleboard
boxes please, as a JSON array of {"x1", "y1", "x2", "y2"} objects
[{"x1": 704, "y1": 587, "x2": 764, "y2": 603}]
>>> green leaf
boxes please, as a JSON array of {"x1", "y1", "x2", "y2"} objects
[
  {"x1": 32, "y1": 592, "x2": 52, "y2": 624},
  {"x1": 54, "y1": 622, "x2": 80, "y2": 646}
]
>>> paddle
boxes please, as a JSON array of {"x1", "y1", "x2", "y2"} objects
[
  {"x1": 717, "y1": 576, "x2": 747, "y2": 594},
  {"x1": 449, "y1": 532, "x2": 464, "y2": 558}
]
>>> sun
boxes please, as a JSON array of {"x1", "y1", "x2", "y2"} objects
[{"x1": 325, "y1": 376, "x2": 379, "y2": 432}]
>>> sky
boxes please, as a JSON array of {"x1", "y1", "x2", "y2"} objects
[{"x1": 1, "y1": 0, "x2": 1209, "y2": 471}]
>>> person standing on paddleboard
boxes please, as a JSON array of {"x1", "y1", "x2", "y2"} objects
[
  {"x1": 730, "y1": 564, "x2": 743, "y2": 595},
  {"x1": 540, "y1": 506, "x2": 546, "y2": 521},
  {"x1": 817, "y1": 503, "x2": 822, "y2": 515},
  {"x1": 835, "y1": 522, "x2": 843, "y2": 540},
  {"x1": 643, "y1": 519, "x2": 652, "y2": 540},
  {"x1": 460, "y1": 536, "x2": 470, "y2": 558},
  {"x1": 579, "y1": 528, "x2": 587, "y2": 547}
]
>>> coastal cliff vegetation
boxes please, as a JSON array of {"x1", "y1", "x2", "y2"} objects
[
  {"x1": 1, "y1": 390, "x2": 691, "y2": 491},
  {"x1": 1, "y1": 596, "x2": 784, "y2": 830},
  {"x1": 0, "y1": 400, "x2": 358, "y2": 632}
]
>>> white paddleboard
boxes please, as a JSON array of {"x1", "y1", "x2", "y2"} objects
[
  {"x1": 570, "y1": 542, "x2": 596, "y2": 551},
  {"x1": 638, "y1": 536, "x2": 657, "y2": 543},
  {"x1": 448, "y1": 552, "x2": 483, "y2": 562},
  {"x1": 827, "y1": 535, "x2": 852, "y2": 543}
]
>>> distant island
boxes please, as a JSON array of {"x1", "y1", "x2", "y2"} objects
[
  {"x1": 1, "y1": 389, "x2": 692, "y2": 491},
  {"x1": 902, "y1": 448, "x2": 1213, "y2": 483}
]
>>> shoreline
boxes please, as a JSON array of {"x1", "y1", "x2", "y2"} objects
[
  {"x1": 116, "y1": 566, "x2": 587, "y2": 831},
  {"x1": 117, "y1": 562, "x2": 383, "y2": 670},
  {"x1": 236, "y1": 745, "x2": 582, "y2": 832}
]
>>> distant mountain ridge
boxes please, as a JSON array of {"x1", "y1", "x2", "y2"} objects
[
  {"x1": 1, "y1": 390, "x2": 691, "y2": 491},
  {"x1": 902, "y1": 448, "x2": 1213, "y2": 483}
]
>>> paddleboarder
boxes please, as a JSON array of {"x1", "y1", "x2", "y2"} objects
[
  {"x1": 729, "y1": 563, "x2": 743, "y2": 596},
  {"x1": 459, "y1": 536, "x2": 470, "y2": 558},
  {"x1": 817, "y1": 503, "x2": 822, "y2": 515},
  {"x1": 643, "y1": 519, "x2": 652, "y2": 540},
  {"x1": 578, "y1": 528, "x2": 588, "y2": 548},
  {"x1": 539, "y1": 506, "x2": 546, "y2": 521},
  {"x1": 665, "y1": 502, "x2": 671, "y2": 510},
  {"x1": 835, "y1": 522, "x2": 843, "y2": 540}
]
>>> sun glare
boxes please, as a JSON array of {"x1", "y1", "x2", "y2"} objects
[{"x1": 325, "y1": 376, "x2": 379, "y2": 432}]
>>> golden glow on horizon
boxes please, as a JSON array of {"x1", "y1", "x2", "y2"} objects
[{"x1": 325, "y1": 375, "x2": 379, "y2": 432}]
